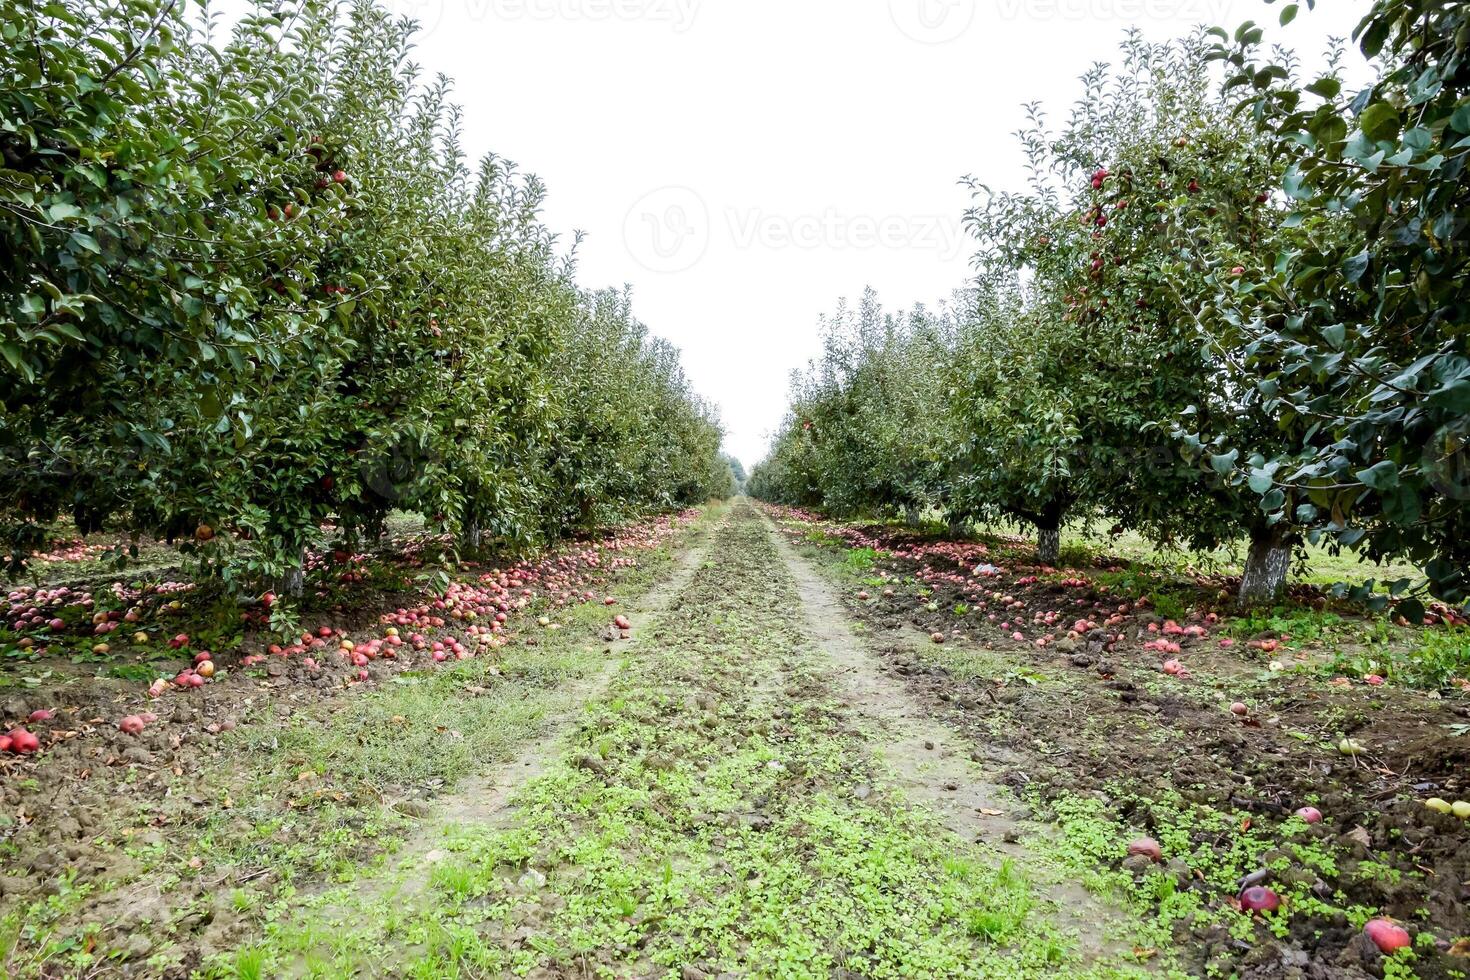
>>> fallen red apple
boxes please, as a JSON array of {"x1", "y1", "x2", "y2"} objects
[
  {"x1": 6, "y1": 728, "x2": 40, "y2": 754},
  {"x1": 1127, "y1": 837, "x2": 1162, "y2": 862},
  {"x1": 1230, "y1": 702, "x2": 1248, "y2": 716},
  {"x1": 1239, "y1": 886, "x2": 1280, "y2": 913},
  {"x1": 1294, "y1": 806, "x2": 1322, "y2": 824},
  {"x1": 119, "y1": 715, "x2": 147, "y2": 735},
  {"x1": 1363, "y1": 918, "x2": 1410, "y2": 954},
  {"x1": 27, "y1": 709, "x2": 53, "y2": 722}
]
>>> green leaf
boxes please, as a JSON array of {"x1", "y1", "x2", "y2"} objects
[
  {"x1": 1355, "y1": 460, "x2": 1399, "y2": 490},
  {"x1": 1358, "y1": 102, "x2": 1401, "y2": 142},
  {"x1": 0, "y1": 342, "x2": 24, "y2": 373},
  {"x1": 1382, "y1": 484, "x2": 1421, "y2": 526},
  {"x1": 1452, "y1": 101, "x2": 1470, "y2": 134},
  {"x1": 1279, "y1": 4, "x2": 1298, "y2": 26},
  {"x1": 46, "y1": 202, "x2": 82, "y2": 223},
  {"x1": 1305, "y1": 77, "x2": 1341, "y2": 99},
  {"x1": 69, "y1": 231, "x2": 101, "y2": 254}
]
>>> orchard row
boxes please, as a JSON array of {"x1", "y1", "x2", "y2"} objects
[
  {"x1": 1, "y1": 0, "x2": 733, "y2": 598},
  {"x1": 752, "y1": 1, "x2": 1469, "y2": 609}
]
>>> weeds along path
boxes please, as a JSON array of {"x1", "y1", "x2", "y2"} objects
[{"x1": 250, "y1": 499, "x2": 1146, "y2": 978}]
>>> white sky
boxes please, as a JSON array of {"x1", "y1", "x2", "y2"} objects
[{"x1": 368, "y1": 0, "x2": 1370, "y2": 467}]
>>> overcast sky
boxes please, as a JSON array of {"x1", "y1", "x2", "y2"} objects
[{"x1": 363, "y1": 0, "x2": 1369, "y2": 467}]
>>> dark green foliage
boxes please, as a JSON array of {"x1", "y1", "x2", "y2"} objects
[{"x1": 0, "y1": 0, "x2": 726, "y2": 587}]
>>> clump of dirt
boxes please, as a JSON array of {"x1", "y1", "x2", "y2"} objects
[{"x1": 768, "y1": 506, "x2": 1470, "y2": 979}]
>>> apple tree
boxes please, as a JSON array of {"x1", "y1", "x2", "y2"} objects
[{"x1": 1202, "y1": 0, "x2": 1470, "y2": 606}]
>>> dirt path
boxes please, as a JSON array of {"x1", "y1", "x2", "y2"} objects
[
  {"x1": 766, "y1": 515, "x2": 1024, "y2": 843},
  {"x1": 244, "y1": 500, "x2": 1150, "y2": 978},
  {"x1": 763, "y1": 509, "x2": 1139, "y2": 966}
]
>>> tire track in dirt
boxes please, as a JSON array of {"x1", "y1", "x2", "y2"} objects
[
  {"x1": 762, "y1": 510, "x2": 1145, "y2": 967},
  {"x1": 427, "y1": 511, "x2": 721, "y2": 830},
  {"x1": 309, "y1": 509, "x2": 724, "y2": 908}
]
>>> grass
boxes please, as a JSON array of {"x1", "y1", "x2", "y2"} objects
[
  {"x1": 207, "y1": 503, "x2": 1124, "y2": 978},
  {"x1": 890, "y1": 511, "x2": 1425, "y2": 591}
]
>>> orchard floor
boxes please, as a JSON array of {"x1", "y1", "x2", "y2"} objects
[{"x1": 2, "y1": 500, "x2": 1468, "y2": 978}]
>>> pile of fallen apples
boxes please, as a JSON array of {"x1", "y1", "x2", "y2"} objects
[{"x1": 2, "y1": 511, "x2": 694, "y2": 759}]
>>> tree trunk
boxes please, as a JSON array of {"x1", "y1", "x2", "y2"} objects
[
  {"x1": 279, "y1": 546, "x2": 306, "y2": 599},
  {"x1": 946, "y1": 514, "x2": 967, "y2": 538},
  {"x1": 461, "y1": 519, "x2": 482, "y2": 553},
  {"x1": 1036, "y1": 527, "x2": 1060, "y2": 565},
  {"x1": 1239, "y1": 525, "x2": 1292, "y2": 606},
  {"x1": 1035, "y1": 499, "x2": 1065, "y2": 565},
  {"x1": 903, "y1": 506, "x2": 921, "y2": 527}
]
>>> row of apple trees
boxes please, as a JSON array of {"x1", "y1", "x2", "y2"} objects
[
  {"x1": 0, "y1": 0, "x2": 729, "y2": 596},
  {"x1": 753, "y1": 0, "x2": 1468, "y2": 611}
]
